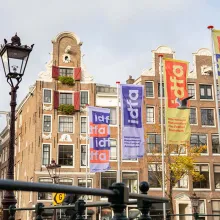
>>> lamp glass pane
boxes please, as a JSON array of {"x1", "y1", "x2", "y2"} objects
[{"x1": 1, "y1": 49, "x2": 9, "y2": 76}]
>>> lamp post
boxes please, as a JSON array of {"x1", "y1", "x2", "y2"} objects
[
  {"x1": 46, "y1": 159, "x2": 61, "y2": 220},
  {"x1": 190, "y1": 192, "x2": 200, "y2": 220},
  {"x1": 0, "y1": 34, "x2": 33, "y2": 220}
]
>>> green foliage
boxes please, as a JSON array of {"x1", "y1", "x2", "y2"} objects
[
  {"x1": 58, "y1": 104, "x2": 75, "y2": 115},
  {"x1": 58, "y1": 76, "x2": 75, "y2": 86}
]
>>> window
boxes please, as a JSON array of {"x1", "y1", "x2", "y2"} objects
[
  {"x1": 148, "y1": 164, "x2": 162, "y2": 188},
  {"x1": 42, "y1": 144, "x2": 50, "y2": 166},
  {"x1": 122, "y1": 172, "x2": 138, "y2": 193},
  {"x1": 59, "y1": 179, "x2": 73, "y2": 185},
  {"x1": 217, "y1": 85, "x2": 220, "y2": 100},
  {"x1": 109, "y1": 107, "x2": 117, "y2": 125},
  {"x1": 38, "y1": 178, "x2": 53, "y2": 200},
  {"x1": 59, "y1": 116, "x2": 73, "y2": 133},
  {"x1": 193, "y1": 164, "x2": 210, "y2": 189},
  {"x1": 198, "y1": 200, "x2": 206, "y2": 218},
  {"x1": 60, "y1": 93, "x2": 72, "y2": 105},
  {"x1": 110, "y1": 139, "x2": 117, "y2": 160},
  {"x1": 146, "y1": 82, "x2": 154, "y2": 97},
  {"x1": 187, "y1": 84, "x2": 196, "y2": 99},
  {"x1": 59, "y1": 68, "x2": 73, "y2": 77},
  {"x1": 101, "y1": 171, "x2": 116, "y2": 190},
  {"x1": 201, "y1": 109, "x2": 214, "y2": 126},
  {"x1": 58, "y1": 145, "x2": 74, "y2": 166},
  {"x1": 78, "y1": 179, "x2": 92, "y2": 201},
  {"x1": 158, "y1": 83, "x2": 164, "y2": 98},
  {"x1": 214, "y1": 165, "x2": 220, "y2": 189},
  {"x1": 80, "y1": 91, "x2": 89, "y2": 105},
  {"x1": 212, "y1": 200, "x2": 220, "y2": 218},
  {"x1": 80, "y1": 117, "x2": 87, "y2": 133},
  {"x1": 159, "y1": 107, "x2": 165, "y2": 124},
  {"x1": 80, "y1": 145, "x2": 88, "y2": 167},
  {"x1": 147, "y1": 134, "x2": 161, "y2": 153},
  {"x1": 190, "y1": 108, "x2": 197, "y2": 125},
  {"x1": 190, "y1": 134, "x2": 207, "y2": 153},
  {"x1": 146, "y1": 106, "x2": 154, "y2": 124},
  {"x1": 212, "y1": 135, "x2": 220, "y2": 154},
  {"x1": 200, "y1": 85, "x2": 212, "y2": 100},
  {"x1": 43, "y1": 115, "x2": 51, "y2": 132},
  {"x1": 43, "y1": 89, "x2": 52, "y2": 103},
  {"x1": 174, "y1": 175, "x2": 188, "y2": 188}
]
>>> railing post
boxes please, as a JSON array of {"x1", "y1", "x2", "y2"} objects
[
  {"x1": 194, "y1": 212, "x2": 199, "y2": 220},
  {"x1": 75, "y1": 199, "x2": 86, "y2": 220},
  {"x1": 108, "y1": 182, "x2": 129, "y2": 220},
  {"x1": 137, "y1": 181, "x2": 152, "y2": 220},
  {"x1": 8, "y1": 205, "x2": 16, "y2": 220},
  {"x1": 35, "y1": 203, "x2": 44, "y2": 220}
]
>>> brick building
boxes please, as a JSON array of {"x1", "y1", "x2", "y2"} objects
[{"x1": 0, "y1": 32, "x2": 220, "y2": 219}]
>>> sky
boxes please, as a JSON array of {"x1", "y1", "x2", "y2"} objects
[{"x1": 0, "y1": 0, "x2": 219, "y2": 130}]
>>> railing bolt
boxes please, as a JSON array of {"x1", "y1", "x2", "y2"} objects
[
  {"x1": 8, "y1": 205, "x2": 16, "y2": 220},
  {"x1": 75, "y1": 199, "x2": 86, "y2": 220},
  {"x1": 137, "y1": 181, "x2": 152, "y2": 220},
  {"x1": 108, "y1": 182, "x2": 129, "y2": 220}
]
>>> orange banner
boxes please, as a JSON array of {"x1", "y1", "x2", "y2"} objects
[{"x1": 164, "y1": 58, "x2": 191, "y2": 145}]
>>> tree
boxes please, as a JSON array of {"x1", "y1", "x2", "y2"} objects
[{"x1": 147, "y1": 143, "x2": 207, "y2": 215}]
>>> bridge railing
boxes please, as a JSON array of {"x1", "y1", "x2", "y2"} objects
[{"x1": 0, "y1": 179, "x2": 168, "y2": 220}]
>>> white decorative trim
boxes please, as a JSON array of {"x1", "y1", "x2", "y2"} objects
[
  {"x1": 42, "y1": 133, "x2": 51, "y2": 140},
  {"x1": 43, "y1": 104, "x2": 52, "y2": 111},
  {"x1": 201, "y1": 65, "x2": 212, "y2": 75},
  {"x1": 193, "y1": 48, "x2": 212, "y2": 56},
  {"x1": 65, "y1": 45, "x2": 71, "y2": 53},
  {"x1": 80, "y1": 134, "x2": 89, "y2": 140},
  {"x1": 80, "y1": 106, "x2": 87, "y2": 112},
  {"x1": 62, "y1": 53, "x2": 71, "y2": 63},
  {"x1": 152, "y1": 45, "x2": 174, "y2": 54},
  {"x1": 52, "y1": 31, "x2": 81, "y2": 45},
  {"x1": 59, "y1": 134, "x2": 72, "y2": 142},
  {"x1": 38, "y1": 52, "x2": 53, "y2": 82},
  {"x1": 80, "y1": 56, "x2": 94, "y2": 83}
]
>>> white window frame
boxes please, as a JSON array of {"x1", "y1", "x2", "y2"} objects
[
  {"x1": 37, "y1": 177, "x2": 53, "y2": 201},
  {"x1": 42, "y1": 114, "x2": 52, "y2": 133},
  {"x1": 110, "y1": 138, "x2": 117, "y2": 161},
  {"x1": 189, "y1": 107, "x2": 198, "y2": 126},
  {"x1": 187, "y1": 83, "x2": 196, "y2": 100},
  {"x1": 80, "y1": 144, "x2": 89, "y2": 168},
  {"x1": 212, "y1": 134, "x2": 220, "y2": 156},
  {"x1": 80, "y1": 90, "x2": 89, "y2": 106},
  {"x1": 78, "y1": 178, "x2": 93, "y2": 201},
  {"x1": 146, "y1": 106, "x2": 155, "y2": 124},
  {"x1": 145, "y1": 81, "x2": 154, "y2": 98},
  {"x1": 190, "y1": 133, "x2": 208, "y2": 155},
  {"x1": 43, "y1": 88, "x2": 52, "y2": 104},
  {"x1": 58, "y1": 115, "x2": 75, "y2": 134},
  {"x1": 200, "y1": 108, "x2": 215, "y2": 128},
  {"x1": 199, "y1": 83, "x2": 214, "y2": 101},
  {"x1": 41, "y1": 143, "x2": 52, "y2": 167},
  {"x1": 57, "y1": 144, "x2": 75, "y2": 168},
  {"x1": 173, "y1": 174, "x2": 189, "y2": 191},
  {"x1": 80, "y1": 116, "x2": 87, "y2": 134},
  {"x1": 193, "y1": 163, "x2": 211, "y2": 191},
  {"x1": 122, "y1": 170, "x2": 139, "y2": 193},
  {"x1": 58, "y1": 178, "x2": 74, "y2": 185}
]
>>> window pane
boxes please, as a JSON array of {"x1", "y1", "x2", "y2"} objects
[
  {"x1": 80, "y1": 91, "x2": 89, "y2": 105},
  {"x1": 187, "y1": 84, "x2": 195, "y2": 99},
  {"x1": 43, "y1": 116, "x2": 51, "y2": 132},
  {"x1": 146, "y1": 107, "x2": 154, "y2": 123},
  {"x1": 78, "y1": 179, "x2": 92, "y2": 200},
  {"x1": 214, "y1": 165, "x2": 220, "y2": 189},
  {"x1": 201, "y1": 109, "x2": 214, "y2": 126},
  {"x1": 59, "y1": 68, "x2": 73, "y2": 77},
  {"x1": 212, "y1": 135, "x2": 220, "y2": 154},
  {"x1": 200, "y1": 85, "x2": 212, "y2": 99},
  {"x1": 158, "y1": 83, "x2": 164, "y2": 97},
  {"x1": 59, "y1": 179, "x2": 73, "y2": 185},
  {"x1": 60, "y1": 93, "x2": 72, "y2": 105},
  {"x1": 81, "y1": 117, "x2": 87, "y2": 133},
  {"x1": 190, "y1": 108, "x2": 197, "y2": 125},
  {"x1": 148, "y1": 164, "x2": 162, "y2": 188},
  {"x1": 122, "y1": 172, "x2": 138, "y2": 193},
  {"x1": 146, "y1": 82, "x2": 154, "y2": 97},
  {"x1": 42, "y1": 144, "x2": 50, "y2": 166},
  {"x1": 38, "y1": 178, "x2": 53, "y2": 200},
  {"x1": 110, "y1": 139, "x2": 117, "y2": 160},
  {"x1": 44, "y1": 90, "x2": 51, "y2": 103},
  {"x1": 110, "y1": 108, "x2": 117, "y2": 125},
  {"x1": 58, "y1": 145, "x2": 73, "y2": 166},
  {"x1": 101, "y1": 172, "x2": 116, "y2": 190},
  {"x1": 193, "y1": 164, "x2": 209, "y2": 189},
  {"x1": 59, "y1": 116, "x2": 73, "y2": 133},
  {"x1": 147, "y1": 134, "x2": 161, "y2": 153},
  {"x1": 80, "y1": 145, "x2": 88, "y2": 167}
]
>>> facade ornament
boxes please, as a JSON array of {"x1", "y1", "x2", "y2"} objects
[
  {"x1": 80, "y1": 55, "x2": 94, "y2": 83},
  {"x1": 43, "y1": 104, "x2": 52, "y2": 111},
  {"x1": 201, "y1": 65, "x2": 212, "y2": 75},
  {"x1": 42, "y1": 133, "x2": 51, "y2": 140},
  {"x1": 38, "y1": 52, "x2": 53, "y2": 82},
  {"x1": 59, "y1": 134, "x2": 72, "y2": 142},
  {"x1": 80, "y1": 134, "x2": 89, "y2": 140}
]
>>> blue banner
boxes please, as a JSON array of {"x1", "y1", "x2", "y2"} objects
[
  {"x1": 120, "y1": 84, "x2": 145, "y2": 159},
  {"x1": 88, "y1": 106, "x2": 111, "y2": 172}
]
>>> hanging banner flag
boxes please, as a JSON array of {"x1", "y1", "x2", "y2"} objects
[
  {"x1": 164, "y1": 58, "x2": 191, "y2": 145},
  {"x1": 212, "y1": 29, "x2": 220, "y2": 84},
  {"x1": 120, "y1": 84, "x2": 144, "y2": 159},
  {"x1": 88, "y1": 106, "x2": 111, "y2": 173}
]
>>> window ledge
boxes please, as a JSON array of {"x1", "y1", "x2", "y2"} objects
[
  {"x1": 173, "y1": 188, "x2": 189, "y2": 191},
  {"x1": 60, "y1": 166, "x2": 75, "y2": 168},
  {"x1": 193, "y1": 189, "x2": 211, "y2": 191},
  {"x1": 122, "y1": 160, "x2": 138, "y2": 163},
  {"x1": 146, "y1": 122, "x2": 155, "y2": 124},
  {"x1": 214, "y1": 189, "x2": 220, "y2": 191},
  {"x1": 212, "y1": 154, "x2": 220, "y2": 156},
  {"x1": 200, "y1": 99, "x2": 214, "y2": 101},
  {"x1": 149, "y1": 188, "x2": 162, "y2": 191},
  {"x1": 146, "y1": 97, "x2": 155, "y2": 99},
  {"x1": 201, "y1": 125, "x2": 215, "y2": 128}
]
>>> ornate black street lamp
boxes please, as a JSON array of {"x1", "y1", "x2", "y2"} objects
[
  {"x1": 190, "y1": 192, "x2": 200, "y2": 220},
  {"x1": 0, "y1": 33, "x2": 33, "y2": 220},
  {"x1": 46, "y1": 159, "x2": 61, "y2": 184}
]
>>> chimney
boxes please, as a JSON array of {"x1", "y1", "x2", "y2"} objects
[{"x1": 126, "y1": 75, "x2": 135, "y2": 84}]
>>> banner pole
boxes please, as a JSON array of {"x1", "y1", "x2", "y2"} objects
[
  {"x1": 159, "y1": 54, "x2": 166, "y2": 220},
  {"x1": 116, "y1": 81, "x2": 121, "y2": 182},
  {"x1": 85, "y1": 105, "x2": 89, "y2": 219},
  {"x1": 208, "y1": 25, "x2": 220, "y2": 151}
]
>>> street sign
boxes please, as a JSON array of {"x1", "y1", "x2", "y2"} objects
[{"x1": 53, "y1": 192, "x2": 66, "y2": 205}]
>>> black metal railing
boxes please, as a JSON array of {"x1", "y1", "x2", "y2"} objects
[{"x1": 0, "y1": 179, "x2": 169, "y2": 220}]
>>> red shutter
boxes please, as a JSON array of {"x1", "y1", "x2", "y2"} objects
[
  {"x1": 74, "y1": 91, "x2": 80, "y2": 111},
  {"x1": 54, "y1": 91, "x2": 59, "y2": 109},
  {"x1": 52, "y1": 66, "x2": 59, "y2": 79},
  {"x1": 74, "y1": 67, "x2": 81, "y2": 81}
]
